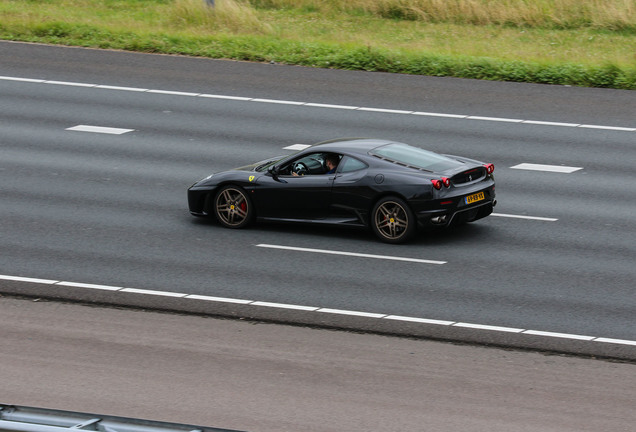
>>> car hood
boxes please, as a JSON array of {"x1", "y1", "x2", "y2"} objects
[{"x1": 190, "y1": 154, "x2": 288, "y2": 188}]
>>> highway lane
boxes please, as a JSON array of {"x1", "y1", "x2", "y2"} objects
[
  {"x1": 2, "y1": 41, "x2": 635, "y2": 127},
  {"x1": 1, "y1": 42, "x2": 635, "y2": 356},
  {"x1": 2, "y1": 296, "x2": 636, "y2": 432}
]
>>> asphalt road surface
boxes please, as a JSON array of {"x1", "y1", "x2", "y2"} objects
[
  {"x1": 2, "y1": 296, "x2": 635, "y2": 432},
  {"x1": 1, "y1": 41, "x2": 635, "y2": 359}
]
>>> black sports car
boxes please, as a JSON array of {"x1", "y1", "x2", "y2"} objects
[{"x1": 188, "y1": 138, "x2": 496, "y2": 243}]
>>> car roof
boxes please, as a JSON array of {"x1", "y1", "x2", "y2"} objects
[
  {"x1": 310, "y1": 138, "x2": 396, "y2": 155},
  {"x1": 308, "y1": 138, "x2": 469, "y2": 174}
]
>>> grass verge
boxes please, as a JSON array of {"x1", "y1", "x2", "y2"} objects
[{"x1": 0, "y1": 0, "x2": 634, "y2": 89}]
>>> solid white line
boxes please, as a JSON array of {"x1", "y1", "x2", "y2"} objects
[
  {"x1": 46, "y1": 80, "x2": 96, "y2": 87},
  {"x1": 317, "y1": 308, "x2": 386, "y2": 318},
  {"x1": 510, "y1": 163, "x2": 583, "y2": 173},
  {"x1": 579, "y1": 124, "x2": 636, "y2": 131},
  {"x1": 185, "y1": 294, "x2": 252, "y2": 304},
  {"x1": 1, "y1": 272, "x2": 635, "y2": 347},
  {"x1": 56, "y1": 281, "x2": 121, "y2": 291},
  {"x1": 523, "y1": 330, "x2": 595, "y2": 341},
  {"x1": 252, "y1": 98, "x2": 305, "y2": 105},
  {"x1": 252, "y1": 301, "x2": 318, "y2": 311},
  {"x1": 199, "y1": 94, "x2": 252, "y2": 101},
  {"x1": 453, "y1": 322, "x2": 525, "y2": 333},
  {"x1": 120, "y1": 288, "x2": 187, "y2": 297},
  {"x1": 491, "y1": 213, "x2": 558, "y2": 222},
  {"x1": 0, "y1": 76, "x2": 45, "y2": 83},
  {"x1": 412, "y1": 112, "x2": 467, "y2": 119},
  {"x1": 255, "y1": 244, "x2": 447, "y2": 265},
  {"x1": 468, "y1": 116, "x2": 523, "y2": 123},
  {"x1": 303, "y1": 103, "x2": 358, "y2": 110},
  {"x1": 0, "y1": 274, "x2": 58, "y2": 284},
  {"x1": 95, "y1": 84, "x2": 148, "y2": 92},
  {"x1": 357, "y1": 107, "x2": 413, "y2": 114},
  {"x1": 147, "y1": 89, "x2": 200, "y2": 96},
  {"x1": 594, "y1": 338, "x2": 636, "y2": 346},
  {"x1": 522, "y1": 120, "x2": 579, "y2": 127},
  {"x1": 2, "y1": 75, "x2": 634, "y2": 133},
  {"x1": 384, "y1": 315, "x2": 455, "y2": 325},
  {"x1": 66, "y1": 125, "x2": 134, "y2": 135}
]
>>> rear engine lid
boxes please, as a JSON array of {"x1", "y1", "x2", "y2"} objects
[
  {"x1": 370, "y1": 142, "x2": 464, "y2": 172},
  {"x1": 451, "y1": 166, "x2": 487, "y2": 185}
]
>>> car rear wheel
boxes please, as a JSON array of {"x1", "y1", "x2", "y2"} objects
[
  {"x1": 213, "y1": 185, "x2": 253, "y2": 229},
  {"x1": 371, "y1": 197, "x2": 416, "y2": 244}
]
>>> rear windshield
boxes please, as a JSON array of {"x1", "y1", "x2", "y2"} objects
[{"x1": 370, "y1": 143, "x2": 459, "y2": 172}]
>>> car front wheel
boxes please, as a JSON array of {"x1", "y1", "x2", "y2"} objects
[
  {"x1": 213, "y1": 185, "x2": 253, "y2": 229},
  {"x1": 371, "y1": 197, "x2": 416, "y2": 244}
]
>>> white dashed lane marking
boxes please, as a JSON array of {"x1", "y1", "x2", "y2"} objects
[
  {"x1": 66, "y1": 125, "x2": 134, "y2": 135},
  {"x1": 255, "y1": 244, "x2": 447, "y2": 265},
  {"x1": 491, "y1": 213, "x2": 558, "y2": 222},
  {"x1": 510, "y1": 163, "x2": 583, "y2": 173},
  {"x1": 283, "y1": 144, "x2": 312, "y2": 151}
]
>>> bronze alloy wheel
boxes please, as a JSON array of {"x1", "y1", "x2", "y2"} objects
[
  {"x1": 214, "y1": 186, "x2": 252, "y2": 228},
  {"x1": 372, "y1": 197, "x2": 416, "y2": 243}
]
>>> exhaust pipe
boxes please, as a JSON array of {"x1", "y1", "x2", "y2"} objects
[{"x1": 431, "y1": 215, "x2": 447, "y2": 224}]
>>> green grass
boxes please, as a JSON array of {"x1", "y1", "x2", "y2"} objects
[
  {"x1": 253, "y1": 0, "x2": 636, "y2": 31},
  {"x1": 1, "y1": 0, "x2": 635, "y2": 89}
]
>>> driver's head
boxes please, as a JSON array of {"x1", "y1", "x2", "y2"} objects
[{"x1": 326, "y1": 154, "x2": 339, "y2": 169}]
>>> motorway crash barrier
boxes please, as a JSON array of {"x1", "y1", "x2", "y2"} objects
[{"x1": 0, "y1": 405, "x2": 244, "y2": 432}]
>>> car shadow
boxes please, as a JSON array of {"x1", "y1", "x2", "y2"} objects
[{"x1": 188, "y1": 214, "x2": 495, "y2": 247}]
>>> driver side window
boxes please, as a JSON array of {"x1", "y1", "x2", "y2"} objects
[{"x1": 286, "y1": 152, "x2": 341, "y2": 176}]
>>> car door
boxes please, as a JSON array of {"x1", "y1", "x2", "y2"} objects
[
  {"x1": 252, "y1": 154, "x2": 335, "y2": 220},
  {"x1": 330, "y1": 156, "x2": 371, "y2": 220}
]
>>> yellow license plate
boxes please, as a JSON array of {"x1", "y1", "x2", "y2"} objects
[{"x1": 465, "y1": 191, "x2": 485, "y2": 204}]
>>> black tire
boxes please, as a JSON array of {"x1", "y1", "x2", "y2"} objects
[
  {"x1": 371, "y1": 196, "x2": 416, "y2": 244},
  {"x1": 213, "y1": 185, "x2": 253, "y2": 229}
]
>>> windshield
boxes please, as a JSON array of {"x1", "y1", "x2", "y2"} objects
[
  {"x1": 370, "y1": 143, "x2": 460, "y2": 172},
  {"x1": 254, "y1": 158, "x2": 283, "y2": 172}
]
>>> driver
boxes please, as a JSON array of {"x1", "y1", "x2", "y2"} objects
[
  {"x1": 324, "y1": 154, "x2": 339, "y2": 174},
  {"x1": 292, "y1": 154, "x2": 340, "y2": 176}
]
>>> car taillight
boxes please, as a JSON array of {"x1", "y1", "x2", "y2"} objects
[
  {"x1": 442, "y1": 177, "x2": 451, "y2": 188},
  {"x1": 484, "y1": 163, "x2": 495, "y2": 174},
  {"x1": 431, "y1": 179, "x2": 442, "y2": 190}
]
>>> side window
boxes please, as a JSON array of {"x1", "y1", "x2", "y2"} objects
[
  {"x1": 339, "y1": 156, "x2": 368, "y2": 173},
  {"x1": 286, "y1": 153, "x2": 328, "y2": 176}
]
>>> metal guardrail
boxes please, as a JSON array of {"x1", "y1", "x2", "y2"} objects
[{"x1": 0, "y1": 405, "x2": 244, "y2": 432}]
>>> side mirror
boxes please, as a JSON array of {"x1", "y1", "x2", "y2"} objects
[
  {"x1": 268, "y1": 165, "x2": 288, "y2": 183},
  {"x1": 268, "y1": 165, "x2": 279, "y2": 177}
]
